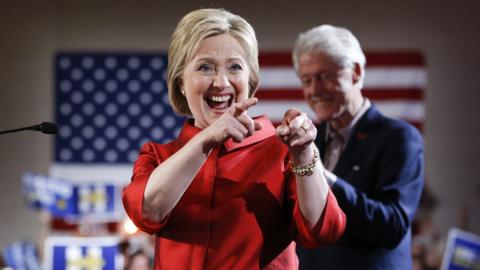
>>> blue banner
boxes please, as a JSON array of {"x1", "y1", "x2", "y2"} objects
[
  {"x1": 73, "y1": 182, "x2": 123, "y2": 222},
  {"x1": 22, "y1": 172, "x2": 75, "y2": 217},
  {"x1": 441, "y1": 228, "x2": 480, "y2": 270},
  {"x1": 22, "y1": 172, "x2": 124, "y2": 222},
  {"x1": 44, "y1": 236, "x2": 122, "y2": 270},
  {"x1": 3, "y1": 240, "x2": 41, "y2": 270}
]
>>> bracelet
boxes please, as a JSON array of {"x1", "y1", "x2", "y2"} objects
[{"x1": 289, "y1": 147, "x2": 319, "y2": 176}]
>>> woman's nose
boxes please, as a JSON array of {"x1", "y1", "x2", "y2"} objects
[{"x1": 213, "y1": 72, "x2": 231, "y2": 89}]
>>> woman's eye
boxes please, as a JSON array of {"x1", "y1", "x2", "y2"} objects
[
  {"x1": 197, "y1": 64, "x2": 213, "y2": 72},
  {"x1": 229, "y1": 63, "x2": 243, "y2": 71}
]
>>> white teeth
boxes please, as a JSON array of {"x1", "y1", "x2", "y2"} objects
[{"x1": 210, "y1": 95, "x2": 231, "y2": 102}]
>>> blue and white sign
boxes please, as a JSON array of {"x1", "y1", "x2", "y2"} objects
[
  {"x1": 22, "y1": 172, "x2": 75, "y2": 217},
  {"x1": 74, "y1": 182, "x2": 122, "y2": 222},
  {"x1": 44, "y1": 236, "x2": 123, "y2": 270},
  {"x1": 22, "y1": 172, "x2": 124, "y2": 223},
  {"x1": 3, "y1": 240, "x2": 41, "y2": 270},
  {"x1": 441, "y1": 228, "x2": 480, "y2": 270}
]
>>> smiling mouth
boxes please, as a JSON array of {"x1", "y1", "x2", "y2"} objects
[
  {"x1": 310, "y1": 96, "x2": 334, "y2": 103},
  {"x1": 205, "y1": 94, "x2": 233, "y2": 111}
]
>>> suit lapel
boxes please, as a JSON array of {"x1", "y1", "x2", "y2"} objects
[
  {"x1": 333, "y1": 106, "x2": 380, "y2": 177},
  {"x1": 315, "y1": 123, "x2": 328, "y2": 160}
]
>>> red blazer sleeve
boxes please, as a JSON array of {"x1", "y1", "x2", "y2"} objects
[
  {"x1": 288, "y1": 170, "x2": 347, "y2": 248},
  {"x1": 122, "y1": 142, "x2": 168, "y2": 234}
]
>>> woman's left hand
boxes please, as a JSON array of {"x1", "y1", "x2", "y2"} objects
[
  {"x1": 276, "y1": 109, "x2": 330, "y2": 230},
  {"x1": 276, "y1": 108, "x2": 317, "y2": 163}
]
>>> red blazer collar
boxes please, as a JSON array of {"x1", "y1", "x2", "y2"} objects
[{"x1": 177, "y1": 115, "x2": 276, "y2": 151}]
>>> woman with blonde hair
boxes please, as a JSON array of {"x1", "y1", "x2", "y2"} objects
[{"x1": 123, "y1": 8, "x2": 346, "y2": 270}]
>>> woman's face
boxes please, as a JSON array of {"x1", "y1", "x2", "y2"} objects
[{"x1": 181, "y1": 33, "x2": 250, "y2": 129}]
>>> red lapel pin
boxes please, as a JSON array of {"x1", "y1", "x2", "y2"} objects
[{"x1": 356, "y1": 133, "x2": 367, "y2": 140}]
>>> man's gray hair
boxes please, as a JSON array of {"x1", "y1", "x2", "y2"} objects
[{"x1": 292, "y1": 25, "x2": 366, "y2": 83}]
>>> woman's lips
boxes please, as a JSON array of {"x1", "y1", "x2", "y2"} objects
[{"x1": 205, "y1": 94, "x2": 233, "y2": 111}]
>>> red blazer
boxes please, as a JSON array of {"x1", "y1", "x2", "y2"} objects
[{"x1": 123, "y1": 116, "x2": 346, "y2": 270}]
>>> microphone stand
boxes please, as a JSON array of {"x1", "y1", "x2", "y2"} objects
[{"x1": 0, "y1": 122, "x2": 58, "y2": 135}]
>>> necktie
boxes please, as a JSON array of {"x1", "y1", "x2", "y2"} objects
[{"x1": 324, "y1": 132, "x2": 344, "y2": 171}]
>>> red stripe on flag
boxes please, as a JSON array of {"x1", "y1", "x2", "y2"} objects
[
  {"x1": 365, "y1": 51, "x2": 425, "y2": 67},
  {"x1": 256, "y1": 89, "x2": 302, "y2": 99},
  {"x1": 363, "y1": 88, "x2": 424, "y2": 100},
  {"x1": 256, "y1": 88, "x2": 424, "y2": 101},
  {"x1": 259, "y1": 52, "x2": 293, "y2": 66},
  {"x1": 259, "y1": 51, "x2": 425, "y2": 67}
]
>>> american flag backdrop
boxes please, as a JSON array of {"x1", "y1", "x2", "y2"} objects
[
  {"x1": 51, "y1": 53, "x2": 184, "y2": 184},
  {"x1": 253, "y1": 51, "x2": 425, "y2": 128},
  {"x1": 51, "y1": 51, "x2": 425, "y2": 186}
]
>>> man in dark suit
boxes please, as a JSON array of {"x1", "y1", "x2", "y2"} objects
[{"x1": 293, "y1": 25, "x2": 424, "y2": 270}]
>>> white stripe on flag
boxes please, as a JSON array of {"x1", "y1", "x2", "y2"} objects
[
  {"x1": 50, "y1": 164, "x2": 132, "y2": 184},
  {"x1": 250, "y1": 101, "x2": 314, "y2": 121},
  {"x1": 251, "y1": 100, "x2": 425, "y2": 123},
  {"x1": 375, "y1": 100, "x2": 425, "y2": 121},
  {"x1": 259, "y1": 68, "x2": 299, "y2": 88},
  {"x1": 259, "y1": 67, "x2": 427, "y2": 89},
  {"x1": 365, "y1": 67, "x2": 427, "y2": 88}
]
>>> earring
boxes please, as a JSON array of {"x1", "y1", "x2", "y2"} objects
[{"x1": 181, "y1": 89, "x2": 185, "y2": 96}]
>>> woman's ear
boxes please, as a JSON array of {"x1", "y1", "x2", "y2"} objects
[{"x1": 178, "y1": 80, "x2": 185, "y2": 96}]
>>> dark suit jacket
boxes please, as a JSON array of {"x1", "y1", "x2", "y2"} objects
[{"x1": 297, "y1": 105, "x2": 424, "y2": 270}]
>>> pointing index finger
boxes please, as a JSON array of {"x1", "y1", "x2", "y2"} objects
[{"x1": 233, "y1": 97, "x2": 258, "y2": 117}]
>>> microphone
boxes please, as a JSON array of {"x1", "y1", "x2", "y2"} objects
[{"x1": 0, "y1": 122, "x2": 58, "y2": 135}]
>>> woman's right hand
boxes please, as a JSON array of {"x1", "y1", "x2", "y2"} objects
[{"x1": 202, "y1": 97, "x2": 262, "y2": 149}]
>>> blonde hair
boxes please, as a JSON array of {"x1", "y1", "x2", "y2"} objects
[{"x1": 167, "y1": 8, "x2": 259, "y2": 115}]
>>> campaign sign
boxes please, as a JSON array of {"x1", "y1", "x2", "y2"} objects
[
  {"x1": 22, "y1": 172, "x2": 124, "y2": 223},
  {"x1": 3, "y1": 240, "x2": 41, "y2": 270},
  {"x1": 44, "y1": 236, "x2": 123, "y2": 270},
  {"x1": 441, "y1": 228, "x2": 480, "y2": 270},
  {"x1": 22, "y1": 172, "x2": 75, "y2": 217},
  {"x1": 69, "y1": 182, "x2": 123, "y2": 223}
]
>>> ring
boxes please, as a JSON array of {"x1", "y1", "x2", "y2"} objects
[{"x1": 301, "y1": 123, "x2": 309, "y2": 132}]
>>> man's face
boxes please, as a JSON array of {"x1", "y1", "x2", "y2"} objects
[{"x1": 297, "y1": 52, "x2": 361, "y2": 123}]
